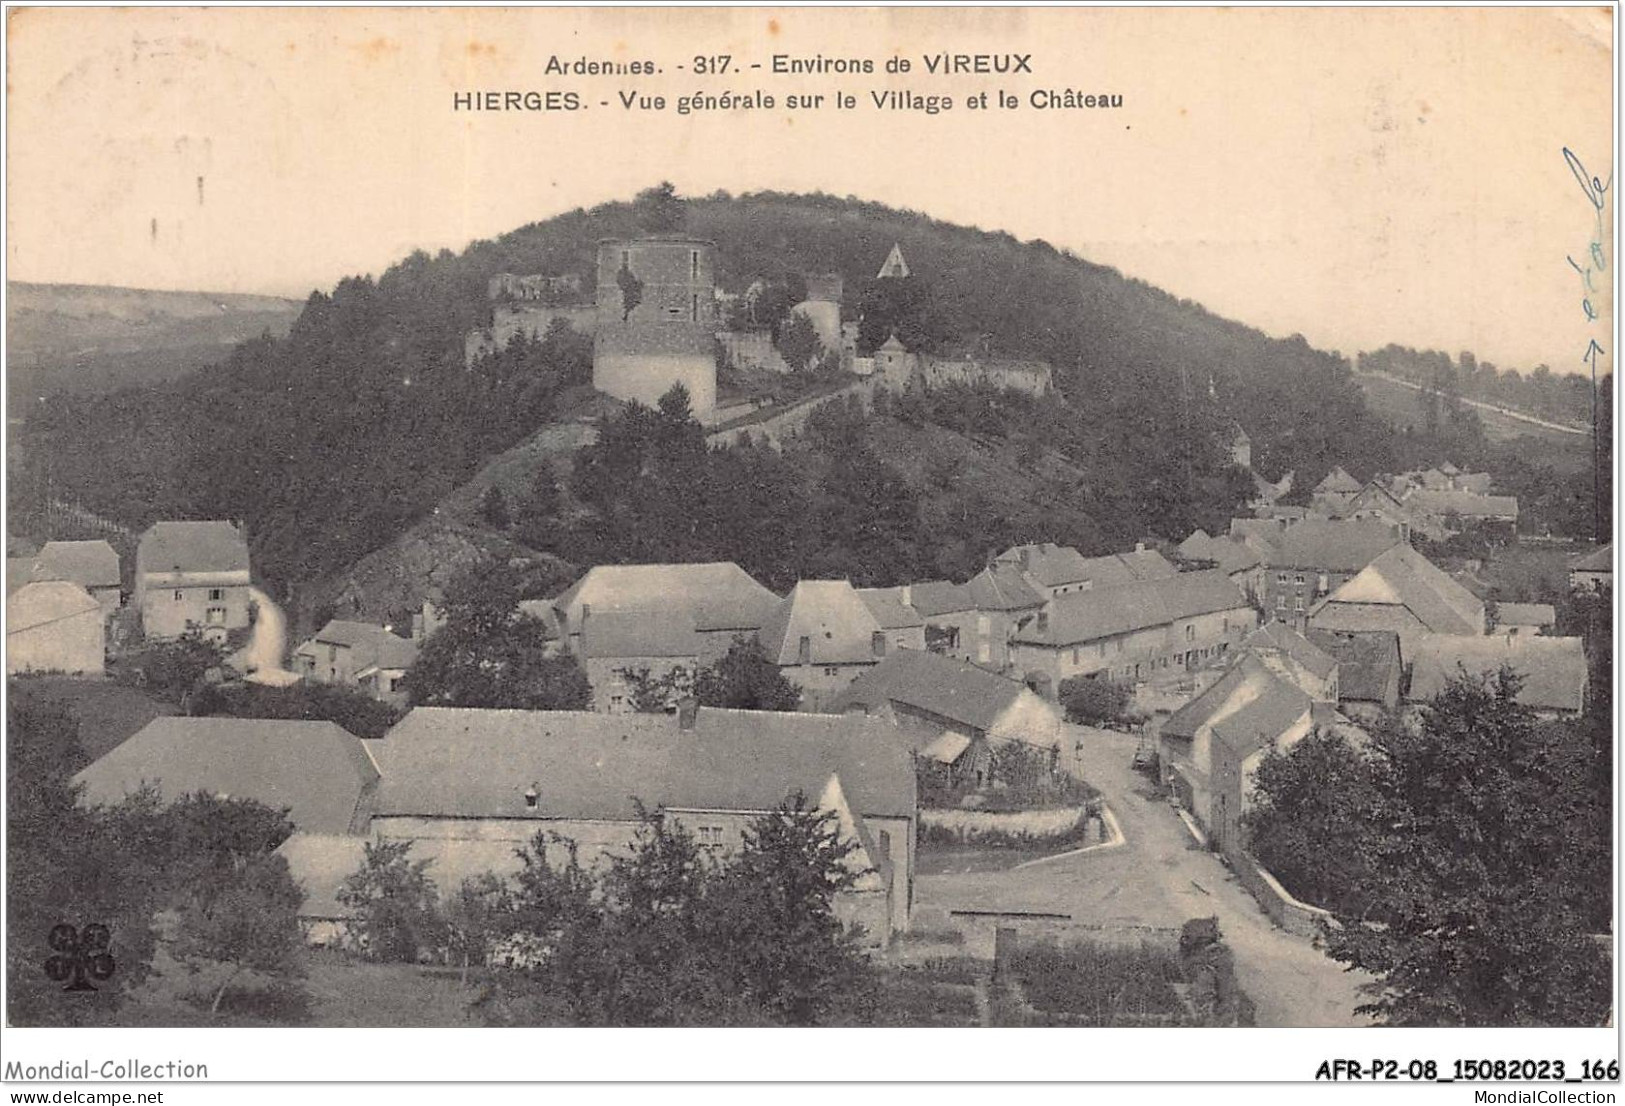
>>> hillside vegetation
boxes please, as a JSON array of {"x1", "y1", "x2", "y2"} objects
[{"x1": 13, "y1": 187, "x2": 1591, "y2": 612}]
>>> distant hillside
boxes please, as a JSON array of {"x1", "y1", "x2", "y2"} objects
[
  {"x1": 7, "y1": 282, "x2": 301, "y2": 406},
  {"x1": 19, "y1": 186, "x2": 1578, "y2": 602}
]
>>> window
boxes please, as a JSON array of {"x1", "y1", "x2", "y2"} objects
[
  {"x1": 1276, "y1": 595, "x2": 1287, "y2": 608},
  {"x1": 1184, "y1": 624, "x2": 1195, "y2": 641},
  {"x1": 1071, "y1": 647, "x2": 1080, "y2": 665},
  {"x1": 174, "y1": 590, "x2": 184, "y2": 602},
  {"x1": 1295, "y1": 574, "x2": 1305, "y2": 585},
  {"x1": 824, "y1": 666, "x2": 840, "y2": 677},
  {"x1": 1294, "y1": 598, "x2": 1305, "y2": 612},
  {"x1": 1097, "y1": 642, "x2": 1106, "y2": 658},
  {"x1": 206, "y1": 607, "x2": 227, "y2": 626},
  {"x1": 691, "y1": 250, "x2": 699, "y2": 279},
  {"x1": 208, "y1": 588, "x2": 224, "y2": 601},
  {"x1": 1114, "y1": 639, "x2": 1124, "y2": 654},
  {"x1": 691, "y1": 293, "x2": 698, "y2": 320},
  {"x1": 977, "y1": 615, "x2": 990, "y2": 635},
  {"x1": 697, "y1": 825, "x2": 725, "y2": 853},
  {"x1": 1276, "y1": 572, "x2": 1288, "y2": 584}
]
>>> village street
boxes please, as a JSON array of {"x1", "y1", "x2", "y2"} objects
[{"x1": 913, "y1": 725, "x2": 1376, "y2": 1028}]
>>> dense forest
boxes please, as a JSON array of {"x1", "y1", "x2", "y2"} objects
[{"x1": 11, "y1": 185, "x2": 1600, "y2": 604}]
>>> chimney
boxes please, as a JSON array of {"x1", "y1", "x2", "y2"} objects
[
  {"x1": 798, "y1": 635, "x2": 812, "y2": 665},
  {"x1": 1018, "y1": 548, "x2": 1030, "y2": 569},
  {"x1": 900, "y1": 584, "x2": 912, "y2": 607},
  {"x1": 1036, "y1": 611, "x2": 1050, "y2": 635},
  {"x1": 677, "y1": 697, "x2": 699, "y2": 731},
  {"x1": 1135, "y1": 541, "x2": 1146, "y2": 554},
  {"x1": 580, "y1": 602, "x2": 591, "y2": 628},
  {"x1": 411, "y1": 611, "x2": 425, "y2": 644},
  {"x1": 872, "y1": 631, "x2": 888, "y2": 658},
  {"x1": 523, "y1": 782, "x2": 540, "y2": 810}
]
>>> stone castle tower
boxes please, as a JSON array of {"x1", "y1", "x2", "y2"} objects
[{"x1": 593, "y1": 236, "x2": 718, "y2": 419}]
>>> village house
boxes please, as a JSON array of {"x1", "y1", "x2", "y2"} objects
[
  {"x1": 74, "y1": 717, "x2": 381, "y2": 835},
  {"x1": 6, "y1": 580, "x2": 105, "y2": 676},
  {"x1": 1177, "y1": 529, "x2": 1267, "y2": 603},
  {"x1": 133, "y1": 520, "x2": 253, "y2": 643},
  {"x1": 1309, "y1": 466, "x2": 1364, "y2": 515},
  {"x1": 1307, "y1": 542, "x2": 1486, "y2": 658},
  {"x1": 1569, "y1": 544, "x2": 1612, "y2": 593},
  {"x1": 578, "y1": 609, "x2": 705, "y2": 713},
  {"x1": 994, "y1": 541, "x2": 1178, "y2": 605},
  {"x1": 1406, "y1": 633, "x2": 1589, "y2": 720},
  {"x1": 829, "y1": 647, "x2": 1066, "y2": 787},
  {"x1": 349, "y1": 704, "x2": 917, "y2": 944},
  {"x1": 1404, "y1": 488, "x2": 1520, "y2": 542},
  {"x1": 1328, "y1": 480, "x2": 1427, "y2": 541},
  {"x1": 25, "y1": 540, "x2": 122, "y2": 618},
  {"x1": 856, "y1": 586, "x2": 928, "y2": 653},
  {"x1": 1008, "y1": 569, "x2": 1256, "y2": 697},
  {"x1": 1306, "y1": 629, "x2": 1404, "y2": 721},
  {"x1": 757, "y1": 579, "x2": 890, "y2": 709},
  {"x1": 551, "y1": 562, "x2": 779, "y2": 658},
  {"x1": 901, "y1": 568, "x2": 1047, "y2": 671},
  {"x1": 1158, "y1": 653, "x2": 1320, "y2": 857},
  {"x1": 272, "y1": 833, "x2": 369, "y2": 947},
  {"x1": 1237, "y1": 622, "x2": 1340, "y2": 702},
  {"x1": 1258, "y1": 518, "x2": 1406, "y2": 628},
  {"x1": 293, "y1": 619, "x2": 419, "y2": 708}
]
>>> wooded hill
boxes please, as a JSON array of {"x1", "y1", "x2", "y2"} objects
[{"x1": 14, "y1": 186, "x2": 1571, "y2": 609}]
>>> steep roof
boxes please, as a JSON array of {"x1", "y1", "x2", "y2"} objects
[
  {"x1": 1162, "y1": 654, "x2": 1310, "y2": 755},
  {"x1": 1013, "y1": 570, "x2": 1248, "y2": 647},
  {"x1": 1314, "y1": 544, "x2": 1485, "y2": 636},
  {"x1": 857, "y1": 587, "x2": 925, "y2": 630},
  {"x1": 369, "y1": 706, "x2": 915, "y2": 822},
  {"x1": 554, "y1": 562, "x2": 778, "y2": 632},
  {"x1": 1572, "y1": 544, "x2": 1613, "y2": 573},
  {"x1": 6, "y1": 557, "x2": 37, "y2": 596},
  {"x1": 275, "y1": 833, "x2": 370, "y2": 919},
  {"x1": 1267, "y1": 518, "x2": 1404, "y2": 573},
  {"x1": 996, "y1": 543, "x2": 1176, "y2": 590},
  {"x1": 1243, "y1": 622, "x2": 1338, "y2": 683},
  {"x1": 1179, "y1": 531, "x2": 1263, "y2": 575},
  {"x1": 137, "y1": 520, "x2": 250, "y2": 574},
  {"x1": 1407, "y1": 634, "x2": 1588, "y2": 714},
  {"x1": 877, "y1": 243, "x2": 911, "y2": 279},
  {"x1": 757, "y1": 580, "x2": 883, "y2": 666},
  {"x1": 74, "y1": 718, "x2": 380, "y2": 835},
  {"x1": 1407, "y1": 489, "x2": 1520, "y2": 520},
  {"x1": 6, "y1": 580, "x2": 102, "y2": 635},
  {"x1": 580, "y1": 609, "x2": 704, "y2": 659},
  {"x1": 1496, "y1": 603, "x2": 1556, "y2": 630},
  {"x1": 829, "y1": 646, "x2": 1033, "y2": 734},
  {"x1": 905, "y1": 579, "x2": 976, "y2": 618},
  {"x1": 963, "y1": 563, "x2": 1046, "y2": 611},
  {"x1": 33, "y1": 540, "x2": 120, "y2": 589},
  {"x1": 1305, "y1": 629, "x2": 1402, "y2": 704},
  {"x1": 1316, "y1": 466, "x2": 1362, "y2": 494}
]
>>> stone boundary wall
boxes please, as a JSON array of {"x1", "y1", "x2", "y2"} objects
[
  {"x1": 921, "y1": 804, "x2": 1088, "y2": 840},
  {"x1": 1232, "y1": 854, "x2": 1338, "y2": 941},
  {"x1": 705, "y1": 377, "x2": 878, "y2": 449}
]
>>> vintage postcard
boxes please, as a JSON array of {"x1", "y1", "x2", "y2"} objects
[{"x1": 2, "y1": 3, "x2": 1617, "y2": 1092}]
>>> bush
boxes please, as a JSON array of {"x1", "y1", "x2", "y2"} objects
[{"x1": 1058, "y1": 675, "x2": 1132, "y2": 726}]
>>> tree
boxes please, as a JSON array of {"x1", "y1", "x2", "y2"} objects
[
  {"x1": 693, "y1": 636, "x2": 801, "y2": 711},
  {"x1": 170, "y1": 854, "x2": 306, "y2": 1016},
  {"x1": 1327, "y1": 671, "x2": 1611, "y2": 1026},
  {"x1": 480, "y1": 485, "x2": 511, "y2": 530},
  {"x1": 444, "y1": 873, "x2": 515, "y2": 983},
  {"x1": 403, "y1": 557, "x2": 592, "y2": 710},
  {"x1": 338, "y1": 840, "x2": 444, "y2": 963},
  {"x1": 705, "y1": 795, "x2": 868, "y2": 1024},
  {"x1": 1241, "y1": 729, "x2": 1380, "y2": 915},
  {"x1": 775, "y1": 312, "x2": 824, "y2": 372},
  {"x1": 1057, "y1": 675, "x2": 1132, "y2": 726},
  {"x1": 121, "y1": 631, "x2": 224, "y2": 708},
  {"x1": 632, "y1": 181, "x2": 685, "y2": 234}
]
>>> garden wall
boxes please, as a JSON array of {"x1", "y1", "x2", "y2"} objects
[
  {"x1": 1232, "y1": 855, "x2": 1338, "y2": 941},
  {"x1": 920, "y1": 804, "x2": 1091, "y2": 848}
]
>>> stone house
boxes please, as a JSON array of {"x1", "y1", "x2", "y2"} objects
[
  {"x1": 1258, "y1": 518, "x2": 1406, "y2": 629},
  {"x1": 29, "y1": 540, "x2": 122, "y2": 618},
  {"x1": 1009, "y1": 569, "x2": 1256, "y2": 697},
  {"x1": 1306, "y1": 629, "x2": 1403, "y2": 720},
  {"x1": 1307, "y1": 543, "x2": 1485, "y2": 659},
  {"x1": 1569, "y1": 544, "x2": 1612, "y2": 593},
  {"x1": 551, "y1": 562, "x2": 779, "y2": 659},
  {"x1": 1495, "y1": 602, "x2": 1557, "y2": 636},
  {"x1": 357, "y1": 705, "x2": 917, "y2": 943},
  {"x1": 134, "y1": 520, "x2": 253, "y2": 643},
  {"x1": 593, "y1": 236, "x2": 720, "y2": 420},
  {"x1": 756, "y1": 580, "x2": 891, "y2": 709},
  {"x1": 830, "y1": 647, "x2": 1066, "y2": 780},
  {"x1": 6, "y1": 580, "x2": 105, "y2": 676},
  {"x1": 856, "y1": 586, "x2": 928, "y2": 653},
  {"x1": 578, "y1": 609, "x2": 705, "y2": 713},
  {"x1": 293, "y1": 619, "x2": 419, "y2": 708},
  {"x1": 995, "y1": 542, "x2": 1178, "y2": 605}
]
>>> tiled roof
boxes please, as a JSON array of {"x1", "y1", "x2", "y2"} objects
[
  {"x1": 1161, "y1": 654, "x2": 1311, "y2": 757},
  {"x1": 996, "y1": 543, "x2": 1176, "y2": 589},
  {"x1": 1316, "y1": 466, "x2": 1362, "y2": 494},
  {"x1": 963, "y1": 563, "x2": 1046, "y2": 611},
  {"x1": 74, "y1": 718, "x2": 380, "y2": 835},
  {"x1": 757, "y1": 580, "x2": 883, "y2": 666},
  {"x1": 1407, "y1": 489, "x2": 1520, "y2": 520},
  {"x1": 580, "y1": 609, "x2": 704, "y2": 659},
  {"x1": 307, "y1": 620, "x2": 420, "y2": 670},
  {"x1": 1179, "y1": 531, "x2": 1264, "y2": 574},
  {"x1": 6, "y1": 557, "x2": 37, "y2": 596},
  {"x1": 1313, "y1": 544, "x2": 1485, "y2": 636},
  {"x1": 554, "y1": 562, "x2": 779, "y2": 632},
  {"x1": 1013, "y1": 570, "x2": 1248, "y2": 647},
  {"x1": 1306, "y1": 629, "x2": 1402, "y2": 704},
  {"x1": 907, "y1": 580, "x2": 976, "y2": 618},
  {"x1": 1267, "y1": 519, "x2": 1404, "y2": 573},
  {"x1": 6, "y1": 580, "x2": 102, "y2": 634},
  {"x1": 1243, "y1": 622, "x2": 1338, "y2": 682},
  {"x1": 1407, "y1": 634, "x2": 1588, "y2": 714},
  {"x1": 829, "y1": 647, "x2": 1034, "y2": 734},
  {"x1": 33, "y1": 541, "x2": 120, "y2": 589},
  {"x1": 857, "y1": 586, "x2": 925, "y2": 630},
  {"x1": 369, "y1": 706, "x2": 915, "y2": 822},
  {"x1": 137, "y1": 521, "x2": 250, "y2": 574}
]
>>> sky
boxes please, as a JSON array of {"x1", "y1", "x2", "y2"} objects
[{"x1": 5, "y1": 6, "x2": 1615, "y2": 374}]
